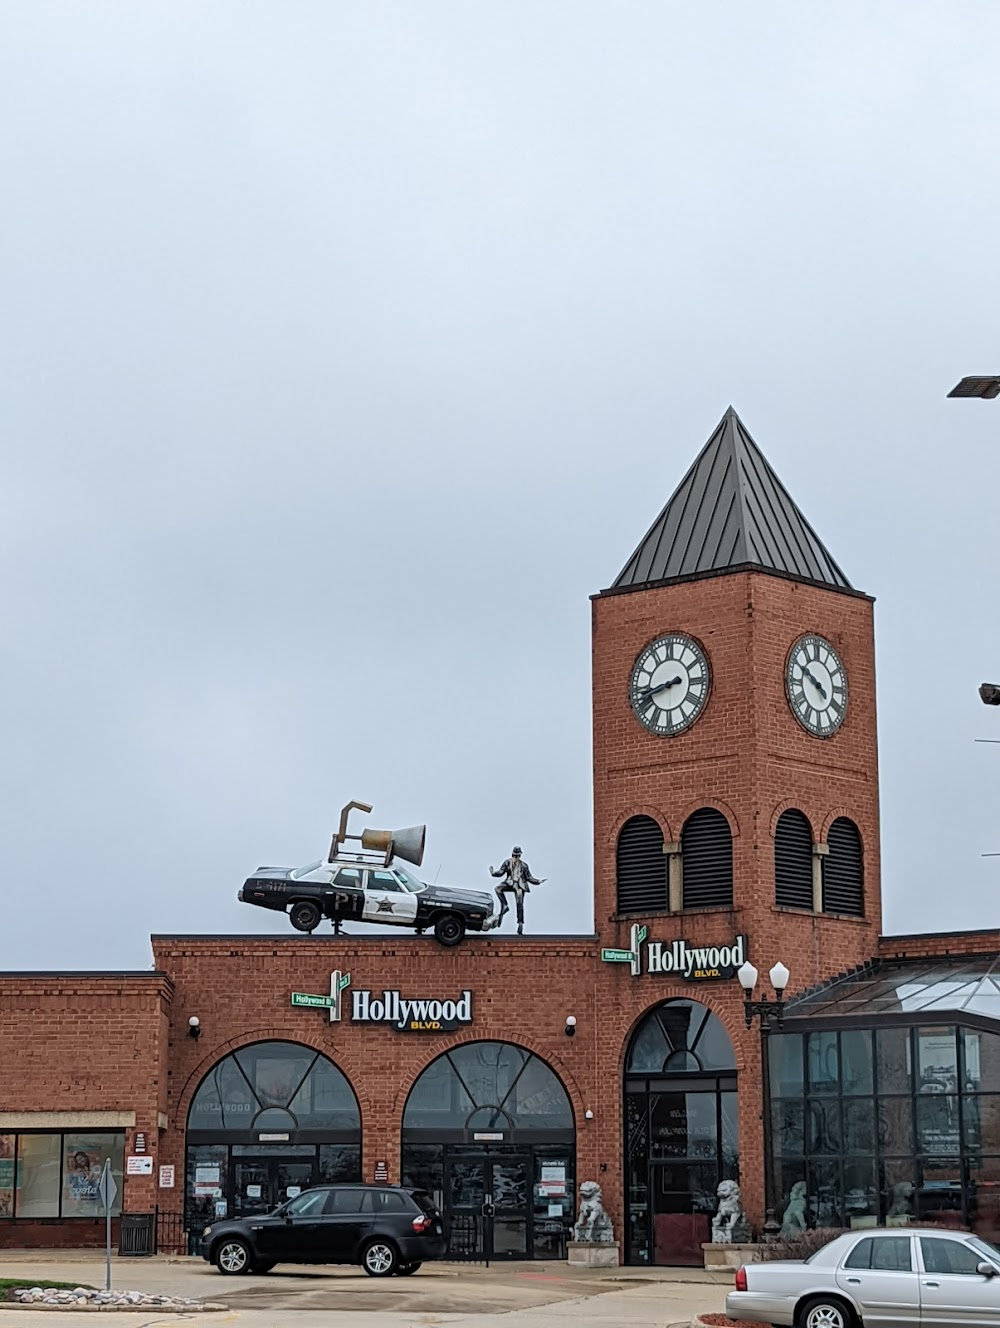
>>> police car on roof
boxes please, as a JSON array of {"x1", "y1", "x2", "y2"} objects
[{"x1": 238, "y1": 800, "x2": 497, "y2": 948}]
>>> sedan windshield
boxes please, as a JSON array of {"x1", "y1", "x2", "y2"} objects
[
  {"x1": 392, "y1": 865, "x2": 426, "y2": 893},
  {"x1": 290, "y1": 860, "x2": 326, "y2": 880}
]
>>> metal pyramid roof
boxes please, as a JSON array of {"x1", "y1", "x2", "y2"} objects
[{"x1": 612, "y1": 408, "x2": 852, "y2": 592}]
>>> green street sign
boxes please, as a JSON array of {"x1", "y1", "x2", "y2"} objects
[
  {"x1": 601, "y1": 948, "x2": 636, "y2": 964},
  {"x1": 634, "y1": 925, "x2": 648, "y2": 946},
  {"x1": 337, "y1": 972, "x2": 351, "y2": 991},
  {"x1": 291, "y1": 992, "x2": 335, "y2": 1009}
]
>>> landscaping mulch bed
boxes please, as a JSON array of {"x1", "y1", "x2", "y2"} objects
[{"x1": 697, "y1": 1315, "x2": 765, "y2": 1328}]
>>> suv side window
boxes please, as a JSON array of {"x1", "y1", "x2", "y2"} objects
[
  {"x1": 921, "y1": 1238, "x2": 983, "y2": 1276},
  {"x1": 362, "y1": 1189, "x2": 408, "y2": 1213},
  {"x1": 327, "y1": 1188, "x2": 366, "y2": 1214},
  {"x1": 285, "y1": 1190, "x2": 327, "y2": 1217}
]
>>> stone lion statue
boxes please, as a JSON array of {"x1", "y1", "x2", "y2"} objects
[
  {"x1": 782, "y1": 1180, "x2": 808, "y2": 1235},
  {"x1": 711, "y1": 1179, "x2": 749, "y2": 1243},
  {"x1": 573, "y1": 1180, "x2": 614, "y2": 1243}
]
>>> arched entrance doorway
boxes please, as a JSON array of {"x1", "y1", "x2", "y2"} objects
[
  {"x1": 401, "y1": 1041, "x2": 575, "y2": 1261},
  {"x1": 185, "y1": 1041, "x2": 361, "y2": 1239},
  {"x1": 624, "y1": 1000, "x2": 738, "y2": 1265}
]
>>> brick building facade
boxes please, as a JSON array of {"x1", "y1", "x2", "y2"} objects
[{"x1": 3, "y1": 409, "x2": 998, "y2": 1262}]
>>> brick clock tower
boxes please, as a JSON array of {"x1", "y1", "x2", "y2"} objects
[{"x1": 592, "y1": 409, "x2": 881, "y2": 1249}]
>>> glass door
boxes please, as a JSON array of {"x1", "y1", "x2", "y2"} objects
[
  {"x1": 230, "y1": 1156, "x2": 317, "y2": 1220},
  {"x1": 444, "y1": 1154, "x2": 531, "y2": 1259}
]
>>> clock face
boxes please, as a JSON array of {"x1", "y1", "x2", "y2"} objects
[
  {"x1": 786, "y1": 634, "x2": 848, "y2": 736},
  {"x1": 629, "y1": 634, "x2": 711, "y2": 735}
]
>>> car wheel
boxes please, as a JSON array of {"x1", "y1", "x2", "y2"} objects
[
  {"x1": 362, "y1": 1239, "x2": 399, "y2": 1277},
  {"x1": 214, "y1": 1239, "x2": 254, "y2": 1275},
  {"x1": 290, "y1": 901, "x2": 322, "y2": 933},
  {"x1": 433, "y1": 914, "x2": 465, "y2": 947},
  {"x1": 798, "y1": 1296, "x2": 854, "y2": 1328},
  {"x1": 396, "y1": 1262, "x2": 422, "y2": 1275}
]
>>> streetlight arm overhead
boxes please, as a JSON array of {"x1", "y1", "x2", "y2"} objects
[{"x1": 948, "y1": 376, "x2": 1000, "y2": 399}]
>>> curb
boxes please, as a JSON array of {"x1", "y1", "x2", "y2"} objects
[{"x1": 3, "y1": 1303, "x2": 229, "y2": 1315}]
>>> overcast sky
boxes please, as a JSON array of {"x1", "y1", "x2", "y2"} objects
[{"x1": 2, "y1": 2, "x2": 999, "y2": 971}]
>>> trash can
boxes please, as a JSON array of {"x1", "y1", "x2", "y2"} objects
[{"x1": 118, "y1": 1212, "x2": 155, "y2": 1256}]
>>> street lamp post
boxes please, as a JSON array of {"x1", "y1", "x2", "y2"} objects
[{"x1": 738, "y1": 960, "x2": 790, "y2": 1242}]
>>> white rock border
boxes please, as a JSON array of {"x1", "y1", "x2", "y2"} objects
[{"x1": 5, "y1": 1287, "x2": 227, "y2": 1313}]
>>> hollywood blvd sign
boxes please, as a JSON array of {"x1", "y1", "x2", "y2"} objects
[
  {"x1": 602, "y1": 923, "x2": 748, "y2": 980},
  {"x1": 291, "y1": 972, "x2": 473, "y2": 1032}
]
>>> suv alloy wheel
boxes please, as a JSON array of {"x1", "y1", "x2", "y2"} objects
[
  {"x1": 215, "y1": 1238, "x2": 253, "y2": 1274},
  {"x1": 362, "y1": 1239, "x2": 399, "y2": 1277}
]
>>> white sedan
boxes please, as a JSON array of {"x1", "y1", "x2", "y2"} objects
[{"x1": 727, "y1": 1227, "x2": 1000, "y2": 1328}]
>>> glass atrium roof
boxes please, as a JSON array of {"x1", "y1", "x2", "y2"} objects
[{"x1": 786, "y1": 955, "x2": 1000, "y2": 1023}]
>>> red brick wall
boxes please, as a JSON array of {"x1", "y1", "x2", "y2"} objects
[
  {"x1": 879, "y1": 931, "x2": 1000, "y2": 960},
  {"x1": 591, "y1": 567, "x2": 883, "y2": 1226},
  {"x1": 0, "y1": 975, "x2": 172, "y2": 1245}
]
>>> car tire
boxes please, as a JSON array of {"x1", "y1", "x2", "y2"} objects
[
  {"x1": 797, "y1": 1296, "x2": 855, "y2": 1328},
  {"x1": 290, "y1": 901, "x2": 322, "y2": 933},
  {"x1": 254, "y1": 1260, "x2": 276, "y2": 1274},
  {"x1": 433, "y1": 914, "x2": 465, "y2": 947},
  {"x1": 214, "y1": 1238, "x2": 254, "y2": 1275},
  {"x1": 361, "y1": 1239, "x2": 399, "y2": 1277},
  {"x1": 396, "y1": 1262, "x2": 422, "y2": 1275}
]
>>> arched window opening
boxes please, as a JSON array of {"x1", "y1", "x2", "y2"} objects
[
  {"x1": 681, "y1": 808, "x2": 733, "y2": 909},
  {"x1": 616, "y1": 815, "x2": 667, "y2": 914},
  {"x1": 823, "y1": 817, "x2": 863, "y2": 916},
  {"x1": 775, "y1": 809, "x2": 814, "y2": 910}
]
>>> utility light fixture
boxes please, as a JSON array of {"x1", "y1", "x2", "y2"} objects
[{"x1": 948, "y1": 376, "x2": 1000, "y2": 399}]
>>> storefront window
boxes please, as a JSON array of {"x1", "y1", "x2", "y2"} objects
[
  {"x1": 772, "y1": 1021, "x2": 1000, "y2": 1239},
  {"x1": 0, "y1": 1132, "x2": 123, "y2": 1219}
]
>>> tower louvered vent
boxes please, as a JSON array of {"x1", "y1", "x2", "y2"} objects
[
  {"x1": 616, "y1": 816, "x2": 667, "y2": 915},
  {"x1": 822, "y1": 817, "x2": 864, "y2": 916},
  {"x1": 681, "y1": 808, "x2": 733, "y2": 909},
  {"x1": 775, "y1": 809, "x2": 814, "y2": 910}
]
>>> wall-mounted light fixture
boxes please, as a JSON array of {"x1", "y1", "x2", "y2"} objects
[
  {"x1": 188, "y1": 1016, "x2": 201, "y2": 1040},
  {"x1": 565, "y1": 1016, "x2": 577, "y2": 1038},
  {"x1": 584, "y1": 1108, "x2": 594, "y2": 1120}
]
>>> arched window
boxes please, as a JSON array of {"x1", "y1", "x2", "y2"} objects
[
  {"x1": 402, "y1": 1042, "x2": 573, "y2": 1135},
  {"x1": 616, "y1": 815, "x2": 667, "y2": 914},
  {"x1": 775, "y1": 809, "x2": 814, "y2": 910},
  {"x1": 681, "y1": 808, "x2": 733, "y2": 909},
  {"x1": 626, "y1": 999, "x2": 737, "y2": 1074},
  {"x1": 187, "y1": 1041, "x2": 361, "y2": 1135},
  {"x1": 823, "y1": 817, "x2": 864, "y2": 916}
]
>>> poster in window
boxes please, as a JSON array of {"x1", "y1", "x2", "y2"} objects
[
  {"x1": 918, "y1": 1030, "x2": 958, "y2": 1094},
  {"x1": 0, "y1": 1135, "x2": 14, "y2": 1217},
  {"x1": 62, "y1": 1140, "x2": 105, "y2": 1217}
]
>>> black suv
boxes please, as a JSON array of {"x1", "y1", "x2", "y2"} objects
[{"x1": 200, "y1": 1184, "x2": 446, "y2": 1277}]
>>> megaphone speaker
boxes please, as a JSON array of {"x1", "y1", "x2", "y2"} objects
[{"x1": 360, "y1": 825, "x2": 427, "y2": 867}]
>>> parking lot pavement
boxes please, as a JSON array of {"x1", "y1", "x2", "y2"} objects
[{"x1": 0, "y1": 1255, "x2": 730, "y2": 1328}]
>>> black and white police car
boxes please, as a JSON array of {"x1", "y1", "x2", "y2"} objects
[{"x1": 238, "y1": 801, "x2": 498, "y2": 947}]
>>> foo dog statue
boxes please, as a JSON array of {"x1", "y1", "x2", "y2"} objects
[
  {"x1": 711, "y1": 1179, "x2": 750, "y2": 1243},
  {"x1": 782, "y1": 1180, "x2": 808, "y2": 1235},
  {"x1": 573, "y1": 1180, "x2": 614, "y2": 1243}
]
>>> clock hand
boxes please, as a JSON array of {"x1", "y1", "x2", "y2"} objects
[
  {"x1": 637, "y1": 676, "x2": 683, "y2": 703},
  {"x1": 803, "y1": 669, "x2": 828, "y2": 701}
]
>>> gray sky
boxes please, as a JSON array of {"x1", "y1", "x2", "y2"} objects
[{"x1": 2, "y1": 2, "x2": 999, "y2": 971}]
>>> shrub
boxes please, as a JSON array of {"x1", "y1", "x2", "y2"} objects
[{"x1": 759, "y1": 1228, "x2": 845, "y2": 1261}]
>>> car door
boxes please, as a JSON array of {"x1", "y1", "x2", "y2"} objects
[
  {"x1": 918, "y1": 1235, "x2": 1000, "y2": 1327},
  {"x1": 315, "y1": 1187, "x2": 370, "y2": 1262},
  {"x1": 330, "y1": 867, "x2": 366, "y2": 921},
  {"x1": 257, "y1": 1188, "x2": 330, "y2": 1263},
  {"x1": 362, "y1": 870, "x2": 418, "y2": 926},
  {"x1": 835, "y1": 1234, "x2": 919, "y2": 1328}
]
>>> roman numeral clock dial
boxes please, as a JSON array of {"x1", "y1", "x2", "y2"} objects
[
  {"x1": 785, "y1": 634, "x2": 848, "y2": 737},
  {"x1": 629, "y1": 634, "x2": 711, "y2": 735}
]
